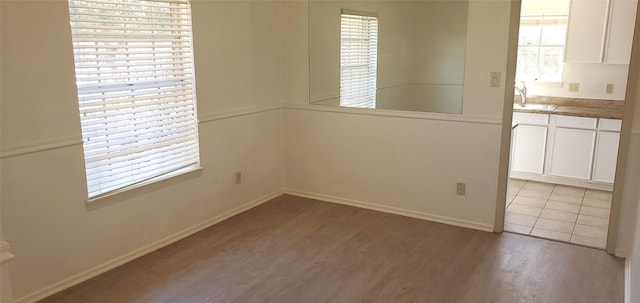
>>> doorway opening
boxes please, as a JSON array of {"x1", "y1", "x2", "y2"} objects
[{"x1": 504, "y1": 0, "x2": 636, "y2": 250}]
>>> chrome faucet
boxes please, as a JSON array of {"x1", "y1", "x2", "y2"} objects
[{"x1": 515, "y1": 81, "x2": 527, "y2": 106}]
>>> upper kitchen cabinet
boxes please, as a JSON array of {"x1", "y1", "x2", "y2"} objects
[
  {"x1": 604, "y1": 0, "x2": 638, "y2": 63},
  {"x1": 565, "y1": 0, "x2": 638, "y2": 64}
]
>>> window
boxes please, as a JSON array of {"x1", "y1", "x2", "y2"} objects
[
  {"x1": 340, "y1": 10, "x2": 378, "y2": 108},
  {"x1": 68, "y1": 0, "x2": 200, "y2": 198},
  {"x1": 516, "y1": 15, "x2": 568, "y2": 82}
]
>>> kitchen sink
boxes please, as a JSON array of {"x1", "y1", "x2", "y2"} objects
[{"x1": 513, "y1": 103, "x2": 558, "y2": 111}]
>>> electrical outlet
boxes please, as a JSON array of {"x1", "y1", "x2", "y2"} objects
[
  {"x1": 456, "y1": 183, "x2": 466, "y2": 196},
  {"x1": 568, "y1": 83, "x2": 580, "y2": 92},
  {"x1": 489, "y1": 72, "x2": 501, "y2": 87},
  {"x1": 235, "y1": 171, "x2": 242, "y2": 184},
  {"x1": 606, "y1": 84, "x2": 614, "y2": 94}
]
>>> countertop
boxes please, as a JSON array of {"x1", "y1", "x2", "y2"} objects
[{"x1": 513, "y1": 96, "x2": 624, "y2": 119}]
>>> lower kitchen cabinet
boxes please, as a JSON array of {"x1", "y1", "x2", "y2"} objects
[
  {"x1": 592, "y1": 131, "x2": 620, "y2": 183},
  {"x1": 511, "y1": 113, "x2": 620, "y2": 188},
  {"x1": 549, "y1": 127, "x2": 597, "y2": 180},
  {"x1": 512, "y1": 125, "x2": 547, "y2": 174}
]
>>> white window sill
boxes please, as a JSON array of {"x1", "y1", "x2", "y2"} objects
[{"x1": 86, "y1": 166, "x2": 203, "y2": 208}]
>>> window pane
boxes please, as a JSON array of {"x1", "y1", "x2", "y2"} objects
[
  {"x1": 516, "y1": 47, "x2": 539, "y2": 80},
  {"x1": 538, "y1": 47, "x2": 563, "y2": 80},
  {"x1": 519, "y1": 25, "x2": 541, "y2": 45},
  {"x1": 541, "y1": 24, "x2": 567, "y2": 44}
]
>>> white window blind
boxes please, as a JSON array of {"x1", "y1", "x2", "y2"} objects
[
  {"x1": 68, "y1": 0, "x2": 200, "y2": 198},
  {"x1": 340, "y1": 11, "x2": 378, "y2": 109}
]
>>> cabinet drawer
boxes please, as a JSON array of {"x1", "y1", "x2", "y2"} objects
[
  {"x1": 554, "y1": 115, "x2": 597, "y2": 129},
  {"x1": 513, "y1": 112, "x2": 549, "y2": 125},
  {"x1": 598, "y1": 118, "x2": 622, "y2": 131}
]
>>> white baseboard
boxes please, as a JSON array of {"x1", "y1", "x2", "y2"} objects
[
  {"x1": 510, "y1": 172, "x2": 613, "y2": 191},
  {"x1": 283, "y1": 188, "x2": 495, "y2": 232},
  {"x1": 14, "y1": 190, "x2": 284, "y2": 303},
  {"x1": 625, "y1": 259, "x2": 631, "y2": 303}
]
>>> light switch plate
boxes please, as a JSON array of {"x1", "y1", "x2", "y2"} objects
[
  {"x1": 606, "y1": 84, "x2": 614, "y2": 94},
  {"x1": 568, "y1": 83, "x2": 580, "y2": 92},
  {"x1": 489, "y1": 72, "x2": 501, "y2": 87}
]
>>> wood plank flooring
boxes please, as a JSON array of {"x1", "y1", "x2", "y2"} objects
[{"x1": 40, "y1": 195, "x2": 624, "y2": 303}]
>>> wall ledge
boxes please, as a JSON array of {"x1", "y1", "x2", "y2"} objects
[
  {"x1": 198, "y1": 104, "x2": 282, "y2": 124},
  {"x1": 0, "y1": 105, "x2": 285, "y2": 160},
  {"x1": 283, "y1": 188, "x2": 495, "y2": 233},
  {"x1": 0, "y1": 136, "x2": 83, "y2": 159},
  {"x1": 617, "y1": 248, "x2": 629, "y2": 258},
  {"x1": 283, "y1": 103, "x2": 503, "y2": 125},
  {"x1": 0, "y1": 241, "x2": 15, "y2": 264},
  {"x1": 12, "y1": 190, "x2": 284, "y2": 303}
]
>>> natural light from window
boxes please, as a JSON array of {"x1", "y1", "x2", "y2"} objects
[
  {"x1": 340, "y1": 11, "x2": 378, "y2": 109},
  {"x1": 68, "y1": 0, "x2": 200, "y2": 199},
  {"x1": 516, "y1": 0, "x2": 569, "y2": 83}
]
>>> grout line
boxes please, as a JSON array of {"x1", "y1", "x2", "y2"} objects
[
  {"x1": 568, "y1": 191, "x2": 584, "y2": 243},
  {"x1": 531, "y1": 182, "x2": 555, "y2": 236}
]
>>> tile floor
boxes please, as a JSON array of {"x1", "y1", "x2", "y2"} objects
[{"x1": 504, "y1": 179, "x2": 612, "y2": 249}]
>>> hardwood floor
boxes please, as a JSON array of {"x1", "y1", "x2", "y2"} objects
[{"x1": 40, "y1": 195, "x2": 624, "y2": 303}]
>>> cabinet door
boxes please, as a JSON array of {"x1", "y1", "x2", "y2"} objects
[
  {"x1": 592, "y1": 131, "x2": 620, "y2": 183},
  {"x1": 550, "y1": 128, "x2": 596, "y2": 180},
  {"x1": 604, "y1": 0, "x2": 638, "y2": 64},
  {"x1": 512, "y1": 125, "x2": 547, "y2": 174},
  {"x1": 565, "y1": 0, "x2": 608, "y2": 63}
]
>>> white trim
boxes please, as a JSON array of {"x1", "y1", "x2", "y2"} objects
[
  {"x1": 0, "y1": 136, "x2": 83, "y2": 159},
  {"x1": 0, "y1": 241, "x2": 15, "y2": 264},
  {"x1": 617, "y1": 248, "x2": 629, "y2": 258},
  {"x1": 341, "y1": 8, "x2": 378, "y2": 18},
  {"x1": 284, "y1": 103, "x2": 502, "y2": 125},
  {"x1": 283, "y1": 188, "x2": 495, "y2": 232},
  {"x1": 309, "y1": 93, "x2": 339, "y2": 104},
  {"x1": 0, "y1": 106, "x2": 284, "y2": 160},
  {"x1": 377, "y1": 81, "x2": 464, "y2": 91},
  {"x1": 625, "y1": 258, "x2": 631, "y2": 303},
  {"x1": 13, "y1": 190, "x2": 284, "y2": 303},
  {"x1": 510, "y1": 172, "x2": 614, "y2": 191},
  {"x1": 198, "y1": 104, "x2": 281, "y2": 124}
]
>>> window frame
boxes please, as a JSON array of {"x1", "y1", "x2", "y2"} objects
[
  {"x1": 516, "y1": 14, "x2": 569, "y2": 83},
  {"x1": 67, "y1": 0, "x2": 201, "y2": 200}
]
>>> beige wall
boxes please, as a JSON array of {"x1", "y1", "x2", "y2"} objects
[
  {"x1": 284, "y1": 0, "x2": 513, "y2": 229},
  {"x1": 1, "y1": 0, "x2": 639, "y2": 302},
  {"x1": 0, "y1": 0, "x2": 285, "y2": 300}
]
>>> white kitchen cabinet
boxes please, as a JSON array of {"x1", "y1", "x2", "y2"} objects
[
  {"x1": 565, "y1": 0, "x2": 609, "y2": 63},
  {"x1": 511, "y1": 114, "x2": 620, "y2": 188},
  {"x1": 593, "y1": 131, "x2": 620, "y2": 183},
  {"x1": 604, "y1": 0, "x2": 638, "y2": 63},
  {"x1": 512, "y1": 125, "x2": 548, "y2": 174},
  {"x1": 549, "y1": 127, "x2": 597, "y2": 180},
  {"x1": 565, "y1": 0, "x2": 638, "y2": 63}
]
